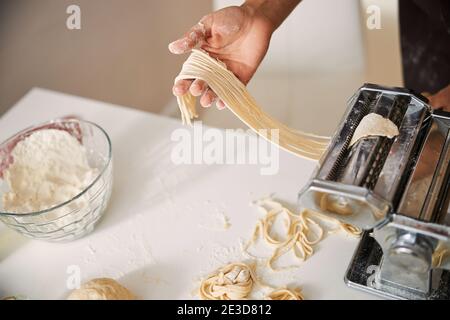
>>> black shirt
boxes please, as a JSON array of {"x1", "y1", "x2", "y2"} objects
[{"x1": 399, "y1": 0, "x2": 450, "y2": 93}]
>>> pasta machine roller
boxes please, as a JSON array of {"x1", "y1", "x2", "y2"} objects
[{"x1": 299, "y1": 84, "x2": 450, "y2": 300}]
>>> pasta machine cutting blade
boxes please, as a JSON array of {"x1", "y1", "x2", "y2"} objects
[{"x1": 299, "y1": 83, "x2": 450, "y2": 300}]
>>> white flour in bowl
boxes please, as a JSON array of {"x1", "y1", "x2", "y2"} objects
[{"x1": 2, "y1": 129, "x2": 97, "y2": 213}]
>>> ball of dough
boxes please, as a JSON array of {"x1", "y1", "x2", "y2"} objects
[{"x1": 67, "y1": 278, "x2": 135, "y2": 300}]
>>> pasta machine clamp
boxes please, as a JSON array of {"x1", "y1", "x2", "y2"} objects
[{"x1": 299, "y1": 84, "x2": 450, "y2": 300}]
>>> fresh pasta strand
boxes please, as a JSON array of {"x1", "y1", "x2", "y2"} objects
[
  {"x1": 199, "y1": 262, "x2": 258, "y2": 300},
  {"x1": 175, "y1": 49, "x2": 330, "y2": 160},
  {"x1": 432, "y1": 244, "x2": 449, "y2": 268},
  {"x1": 266, "y1": 288, "x2": 305, "y2": 300},
  {"x1": 245, "y1": 198, "x2": 361, "y2": 271},
  {"x1": 199, "y1": 261, "x2": 308, "y2": 300},
  {"x1": 300, "y1": 209, "x2": 362, "y2": 237}
]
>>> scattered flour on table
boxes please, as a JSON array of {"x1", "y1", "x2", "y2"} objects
[
  {"x1": 196, "y1": 200, "x2": 232, "y2": 231},
  {"x1": 198, "y1": 210, "x2": 231, "y2": 231},
  {"x1": 2, "y1": 129, "x2": 97, "y2": 213}
]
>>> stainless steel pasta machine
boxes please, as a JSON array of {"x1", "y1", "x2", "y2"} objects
[{"x1": 299, "y1": 84, "x2": 450, "y2": 300}]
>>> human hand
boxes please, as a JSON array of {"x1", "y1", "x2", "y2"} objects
[
  {"x1": 428, "y1": 84, "x2": 450, "y2": 112},
  {"x1": 169, "y1": 4, "x2": 274, "y2": 109}
]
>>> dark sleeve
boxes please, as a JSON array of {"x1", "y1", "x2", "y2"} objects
[{"x1": 399, "y1": 0, "x2": 450, "y2": 93}]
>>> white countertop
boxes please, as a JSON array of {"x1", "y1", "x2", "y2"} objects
[{"x1": 0, "y1": 88, "x2": 375, "y2": 300}]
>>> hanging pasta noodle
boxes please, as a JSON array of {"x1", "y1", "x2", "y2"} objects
[
  {"x1": 267, "y1": 288, "x2": 304, "y2": 300},
  {"x1": 199, "y1": 262, "x2": 258, "y2": 300},
  {"x1": 244, "y1": 198, "x2": 361, "y2": 271},
  {"x1": 175, "y1": 49, "x2": 330, "y2": 160},
  {"x1": 432, "y1": 244, "x2": 449, "y2": 268}
]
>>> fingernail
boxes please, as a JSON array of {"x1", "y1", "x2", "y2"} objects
[
  {"x1": 168, "y1": 42, "x2": 176, "y2": 52},
  {"x1": 217, "y1": 101, "x2": 226, "y2": 110},
  {"x1": 173, "y1": 86, "x2": 183, "y2": 96},
  {"x1": 168, "y1": 41, "x2": 184, "y2": 54},
  {"x1": 190, "y1": 85, "x2": 201, "y2": 96}
]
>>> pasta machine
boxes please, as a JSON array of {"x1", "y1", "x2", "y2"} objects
[{"x1": 299, "y1": 84, "x2": 450, "y2": 300}]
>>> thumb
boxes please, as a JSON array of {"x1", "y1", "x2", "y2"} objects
[{"x1": 168, "y1": 19, "x2": 209, "y2": 54}]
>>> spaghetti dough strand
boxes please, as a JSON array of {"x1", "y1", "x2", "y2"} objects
[
  {"x1": 245, "y1": 198, "x2": 361, "y2": 271},
  {"x1": 175, "y1": 49, "x2": 330, "y2": 160},
  {"x1": 199, "y1": 262, "x2": 258, "y2": 300},
  {"x1": 432, "y1": 244, "x2": 449, "y2": 268},
  {"x1": 267, "y1": 288, "x2": 305, "y2": 300}
]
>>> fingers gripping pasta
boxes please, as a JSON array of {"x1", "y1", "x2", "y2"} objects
[{"x1": 175, "y1": 49, "x2": 330, "y2": 160}]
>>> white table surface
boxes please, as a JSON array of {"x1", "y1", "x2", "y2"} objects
[{"x1": 0, "y1": 88, "x2": 375, "y2": 300}]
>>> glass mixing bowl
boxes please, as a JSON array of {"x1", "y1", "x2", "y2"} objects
[{"x1": 0, "y1": 119, "x2": 113, "y2": 242}]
